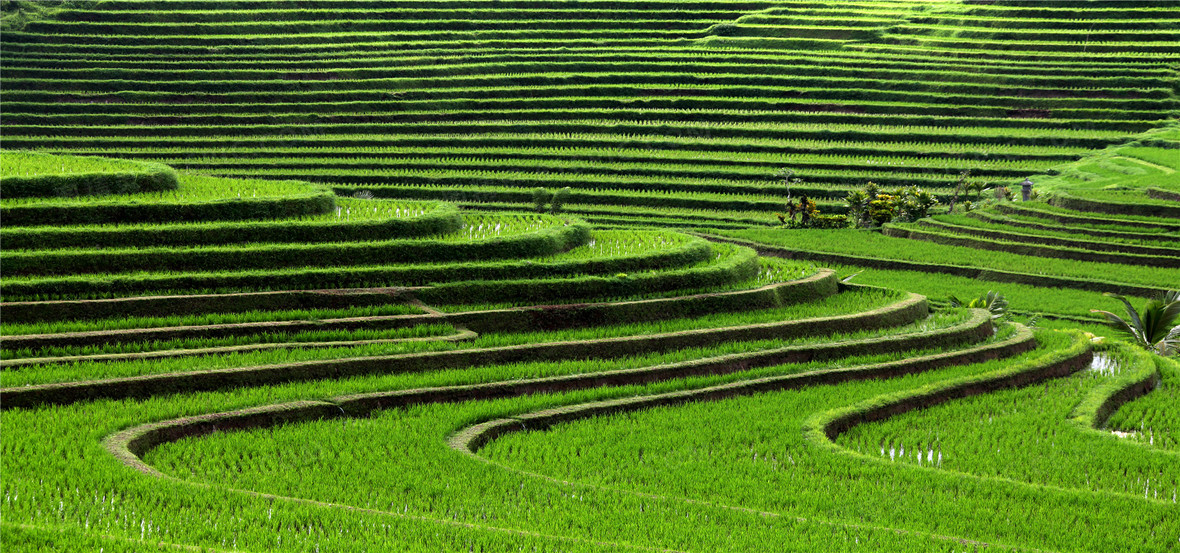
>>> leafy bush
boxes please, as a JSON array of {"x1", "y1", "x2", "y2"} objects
[
  {"x1": 869, "y1": 193, "x2": 897, "y2": 226},
  {"x1": 896, "y1": 186, "x2": 938, "y2": 222},
  {"x1": 551, "y1": 187, "x2": 571, "y2": 214},
  {"x1": 845, "y1": 182, "x2": 937, "y2": 228},
  {"x1": 531, "y1": 187, "x2": 549, "y2": 212}
]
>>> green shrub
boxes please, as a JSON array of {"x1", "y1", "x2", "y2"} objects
[
  {"x1": 551, "y1": 187, "x2": 571, "y2": 214},
  {"x1": 532, "y1": 187, "x2": 549, "y2": 212},
  {"x1": 847, "y1": 182, "x2": 938, "y2": 227}
]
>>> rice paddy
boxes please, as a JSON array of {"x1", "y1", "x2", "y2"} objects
[{"x1": 1, "y1": 1, "x2": 1176, "y2": 551}]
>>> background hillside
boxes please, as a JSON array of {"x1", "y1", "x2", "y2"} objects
[{"x1": 2, "y1": 0, "x2": 1177, "y2": 227}]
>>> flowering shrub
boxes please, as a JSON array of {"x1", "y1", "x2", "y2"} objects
[{"x1": 846, "y1": 182, "x2": 937, "y2": 227}]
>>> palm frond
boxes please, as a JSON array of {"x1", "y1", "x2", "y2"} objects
[
  {"x1": 1103, "y1": 293, "x2": 1145, "y2": 337},
  {"x1": 1091, "y1": 308, "x2": 1147, "y2": 346}
]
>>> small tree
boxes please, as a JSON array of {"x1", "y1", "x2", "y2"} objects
[
  {"x1": 846, "y1": 182, "x2": 936, "y2": 226},
  {"x1": 967, "y1": 180, "x2": 986, "y2": 202},
  {"x1": 797, "y1": 195, "x2": 815, "y2": 226},
  {"x1": 948, "y1": 169, "x2": 970, "y2": 213},
  {"x1": 845, "y1": 189, "x2": 871, "y2": 228},
  {"x1": 776, "y1": 168, "x2": 805, "y2": 221},
  {"x1": 776, "y1": 168, "x2": 803, "y2": 198}
]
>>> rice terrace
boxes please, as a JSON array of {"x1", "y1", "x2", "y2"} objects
[{"x1": 1, "y1": 0, "x2": 1179, "y2": 550}]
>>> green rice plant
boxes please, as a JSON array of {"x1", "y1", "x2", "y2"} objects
[
  {"x1": 883, "y1": 221, "x2": 1180, "y2": 268},
  {"x1": 939, "y1": 211, "x2": 1180, "y2": 248},
  {"x1": 0, "y1": 212, "x2": 585, "y2": 277},
  {"x1": 433, "y1": 256, "x2": 820, "y2": 313},
  {"x1": 0, "y1": 198, "x2": 459, "y2": 249},
  {"x1": 1, "y1": 5, "x2": 1177, "y2": 550},
  {"x1": 996, "y1": 202, "x2": 1180, "y2": 230},
  {"x1": 0, "y1": 172, "x2": 319, "y2": 207},
  {"x1": 27, "y1": 132, "x2": 1092, "y2": 160},
  {"x1": 815, "y1": 261, "x2": 1153, "y2": 321},
  {"x1": 0, "y1": 173, "x2": 336, "y2": 226},
  {"x1": 469, "y1": 287, "x2": 909, "y2": 348},
  {"x1": 2, "y1": 227, "x2": 742, "y2": 302},
  {"x1": 1, "y1": 118, "x2": 1131, "y2": 148},
  {"x1": 34, "y1": 316, "x2": 986, "y2": 549}
]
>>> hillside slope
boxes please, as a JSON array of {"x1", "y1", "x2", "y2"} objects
[{"x1": 2, "y1": 0, "x2": 1177, "y2": 227}]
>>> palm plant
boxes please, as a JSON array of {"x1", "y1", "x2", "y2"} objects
[
  {"x1": 949, "y1": 291, "x2": 1008, "y2": 324},
  {"x1": 1091, "y1": 291, "x2": 1180, "y2": 356}
]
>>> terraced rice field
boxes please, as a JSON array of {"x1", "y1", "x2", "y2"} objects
[
  {"x1": 3, "y1": 0, "x2": 1178, "y2": 226},
  {"x1": 1, "y1": 1, "x2": 1179, "y2": 552}
]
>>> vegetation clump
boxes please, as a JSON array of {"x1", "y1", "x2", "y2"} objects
[
  {"x1": 1092, "y1": 291, "x2": 1180, "y2": 356},
  {"x1": 949, "y1": 290, "x2": 1009, "y2": 326},
  {"x1": 532, "y1": 187, "x2": 572, "y2": 214},
  {"x1": 845, "y1": 182, "x2": 937, "y2": 228}
]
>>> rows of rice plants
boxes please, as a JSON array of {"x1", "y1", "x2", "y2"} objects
[
  {"x1": 1, "y1": 219, "x2": 592, "y2": 278},
  {"x1": 0, "y1": 150, "x2": 171, "y2": 180},
  {"x1": 0, "y1": 171, "x2": 320, "y2": 207},
  {"x1": 714, "y1": 227, "x2": 1180, "y2": 291},
  {"x1": 827, "y1": 125, "x2": 1180, "y2": 321},
  {"x1": 2, "y1": 0, "x2": 1174, "y2": 221},
  {"x1": 812, "y1": 261, "x2": 1158, "y2": 322},
  {"x1": 1107, "y1": 357, "x2": 1180, "y2": 452},
  {"x1": 0, "y1": 323, "x2": 464, "y2": 364},
  {"x1": 882, "y1": 220, "x2": 1180, "y2": 268},
  {"x1": 1, "y1": 197, "x2": 462, "y2": 249},
  {"x1": 3, "y1": 152, "x2": 1051, "y2": 550},
  {"x1": 2, "y1": 283, "x2": 906, "y2": 387},
  {"x1": 0, "y1": 228, "x2": 753, "y2": 301},
  {"x1": 2, "y1": 2, "x2": 1177, "y2": 551},
  {"x1": 927, "y1": 212, "x2": 1179, "y2": 248},
  {"x1": 0, "y1": 348, "x2": 1012, "y2": 551},
  {"x1": 0, "y1": 130, "x2": 1089, "y2": 552},
  {"x1": 1, "y1": 303, "x2": 426, "y2": 336},
  {"x1": 2, "y1": 294, "x2": 1029, "y2": 551},
  {"x1": 838, "y1": 344, "x2": 1178, "y2": 498},
  {"x1": 462, "y1": 331, "x2": 1173, "y2": 552}
]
